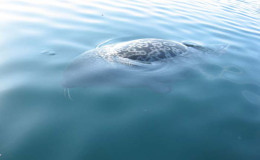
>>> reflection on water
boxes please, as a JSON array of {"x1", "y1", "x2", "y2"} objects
[{"x1": 0, "y1": 0, "x2": 260, "y2": 159}]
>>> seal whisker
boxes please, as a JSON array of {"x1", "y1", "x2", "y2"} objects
[{"x1": 67, "y1": 88, "x2": 73, "y2": 100}]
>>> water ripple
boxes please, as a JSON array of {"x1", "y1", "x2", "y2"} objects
[{"x1": 1, "y1": 0, "x2": 260, "y2": 159}]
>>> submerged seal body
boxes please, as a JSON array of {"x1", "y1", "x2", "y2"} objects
[{"x1": 63, "y1": 38, "x2": 221, "y2": 89}]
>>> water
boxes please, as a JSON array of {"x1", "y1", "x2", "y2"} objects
[{"x1": 0, "y1": 0, "x2": 260, "y2": 159}]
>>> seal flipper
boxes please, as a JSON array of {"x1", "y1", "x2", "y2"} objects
[
  {"x1": 182, "y1": 41, "x2": 229, "y2": 55},
  {"x1": 182, "y1": 41, "x2": 214, "y2": 52}
]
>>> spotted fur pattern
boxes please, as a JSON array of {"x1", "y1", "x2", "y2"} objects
[{"x1": 98, "y1": 39, "x2": 188, "y2": 62}]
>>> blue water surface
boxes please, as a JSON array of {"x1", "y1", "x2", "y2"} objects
[{"x1": 0, "y1": 0, "x2": 260, "y2": 159}]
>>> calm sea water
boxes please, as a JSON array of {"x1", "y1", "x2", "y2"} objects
[{"x1": 0, "y1": 0, "x2": 260, "y2": 159}]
